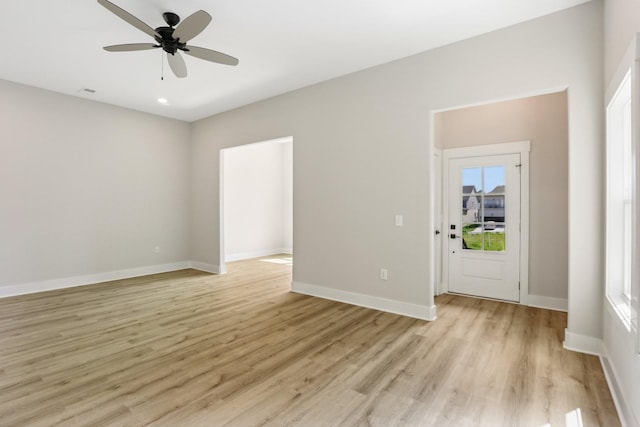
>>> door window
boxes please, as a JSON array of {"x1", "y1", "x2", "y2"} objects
[{"x1": 461, "y1": 166, "x2": 506, "y2": 252}]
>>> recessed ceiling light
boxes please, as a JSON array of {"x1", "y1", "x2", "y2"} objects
[{"x1": 157, "y1": 97, "x2": 169, "y2": 105}]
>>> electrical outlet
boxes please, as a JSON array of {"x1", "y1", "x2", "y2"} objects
[
  {"x1": 380, "y1": 268, "x2": 388, "y2": 280},
  {"x1": 154, "y1": 246, "x2": 160, "y2": 254}
]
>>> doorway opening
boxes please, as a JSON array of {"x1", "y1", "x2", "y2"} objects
[
  {"x1": 219, "y1": 136, "x2": 293, "y2": 274},
  {"x1": 432, "y1": 91, "x2": 569, "y2": 307}
]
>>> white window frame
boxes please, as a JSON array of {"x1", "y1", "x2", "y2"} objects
[
  {"x1": 606, "y1": 70, "x2": 633, "y2": 326},
  {"x1": 605, "y1": 36, "x2": 639, "y2": 343}
]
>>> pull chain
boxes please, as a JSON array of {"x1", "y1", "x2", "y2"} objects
[{"x1": 160, "y1": 50, "x2": 164, "y2": 81}]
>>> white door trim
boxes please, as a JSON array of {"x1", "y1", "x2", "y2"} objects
[
  {"x1": 433, "y1": 147, "x2": 443, "y2": 296},
  {"x1": 442, "y1": 141, "x2": 530, "y2": 305}
]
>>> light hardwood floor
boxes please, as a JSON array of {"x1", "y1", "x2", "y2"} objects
[{"x1": 0, "y1": 256, "x2": 619, "y2": 426}]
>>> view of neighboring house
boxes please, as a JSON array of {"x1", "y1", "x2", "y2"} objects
[
  {"x1": 462, "y1": 185, "x2": 480, "y2": 223},
  {"x1": 484, "y1": 185, "x2": 505, "y2": 223},
  {"x1": 462, "y1": 185, "x2": 505, "y2": 224}
]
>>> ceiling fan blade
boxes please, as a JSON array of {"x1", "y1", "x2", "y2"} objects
[
  {"x1": 97, "y1": 0, "x2": 160, "y2": 39},
  {"x1": 173, "y1": 10, "x2": 212, "y2": 42},
  {"x1": 103, "y1": 43, "x2": 158, "y2": 52},
  {"x1": 167, "y1": 52, "x2": 187, "y2": 78},
  {"x1": 183, "y1": 45, "x2": 239, "y2": 66}
]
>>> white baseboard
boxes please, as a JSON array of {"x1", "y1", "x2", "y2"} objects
[
  {"x1": 563, "y1": 328, "x2": 604, "y2": 356},
  {"x1": 292, "y1": 281, "x2": 437, "y2": 321},
  {"x1": 189, "y1": 261, "x2": 221, "y2": 275},
  {"x1": 0, "y1": 260, "x2": 221, "y2": 298},
  {"x1": 225, "y1": 248, "x2": 292, "y2": 263},
  {"x1": 0, "y1": 261, "x2": 191, "y2": 298},
  {"x1": 600, "y1": 354, "x2": 638, "y2": 427},
  {"x1": 527, "y1": 294, "x2": 568, "y2": 312}
]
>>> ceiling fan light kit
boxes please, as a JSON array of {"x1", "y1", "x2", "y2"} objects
[{"x1": 97, "y1": 0, "x2": 238, "y2": 79}]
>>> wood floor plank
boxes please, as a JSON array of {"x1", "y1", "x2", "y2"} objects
[{"x1": 0, "y1": 256, "x2": 620, "y2": 426}]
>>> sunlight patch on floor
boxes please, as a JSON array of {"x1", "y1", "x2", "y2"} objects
[
  {"x1": 565, "y1": 408, "x2": 584, "y2": 427},
  {"x1": 260, "y1": 257, "x2": 293, "y2": 265},
  {"x1": 540, "y1": 408, "x2": 583, "y2": 427}
]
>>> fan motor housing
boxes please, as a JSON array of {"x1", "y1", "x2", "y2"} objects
[{"x1": 154, "y1": 26, "x2": 186, "y2": 54}]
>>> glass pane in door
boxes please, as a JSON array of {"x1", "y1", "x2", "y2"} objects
[
  {"x1": 462, "y1": 194, "x2": 480, "y2": 223},
  {"x1": 484, "y1": 166, "x2": 505, "y2": 194},
  {"x1": 483, "y1": 165, "x2": 506, "y2": 252},
  {"x1": 462, "y1": 167, "x2": 482, "y2": 228},
  {"x1": 460, "y1": 164, "x2": 510, "y2": 252},
  {"x1": 462, "y1": 223, "x2": 483, "y2": 250},
  {"x1": 462, "y1": 167, "x2": 483, "y2": 193},
  {"x1": 484, "y1": 222, "x2": 505, "y2": 251}
]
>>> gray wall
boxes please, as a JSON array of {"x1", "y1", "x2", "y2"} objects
[
  {"x1": 435, "y1": 92, "x2": 569, "y2": 300},
  {"x1": 604, "y1": 0, "x2": 640, "y2": 83},
  {"x1": 0, "y1": 80, "x2": 191, "y2": 287},
  {"x1": 191, "y1": 1, "x2": 603, "y2": 333}
]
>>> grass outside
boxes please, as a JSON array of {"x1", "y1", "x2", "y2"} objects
[{"x1": 462, "y1": 224, "x2": 505, "y2": 251}]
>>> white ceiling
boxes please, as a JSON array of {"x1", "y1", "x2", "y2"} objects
[{"x1": 2, "y1": 0, "x2": 590, "y2": 122}]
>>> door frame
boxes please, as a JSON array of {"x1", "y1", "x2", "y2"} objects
[
  {"x1": 433, "y1": 147, "x2": 443, "y2": 296},
  {"x1": 442, "y1": 141, "x2": 530, "y2": 304}
]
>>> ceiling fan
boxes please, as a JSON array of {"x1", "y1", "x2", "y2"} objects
[{"x1": 97, "y1": 0, "x2": 239, "y2": 78}]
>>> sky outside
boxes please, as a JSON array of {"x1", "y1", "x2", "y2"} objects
[{"x1": 462, "y1": 166, "x2": 505, "y2": 193}]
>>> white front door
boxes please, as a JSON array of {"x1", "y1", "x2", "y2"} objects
[{"x1": 447, "y1": 153, "x2": 521, "y2": 301}]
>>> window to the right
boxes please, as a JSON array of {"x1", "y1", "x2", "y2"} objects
[{"x1": 606, "y1": 69, "x2": 634, "y2": 329}]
